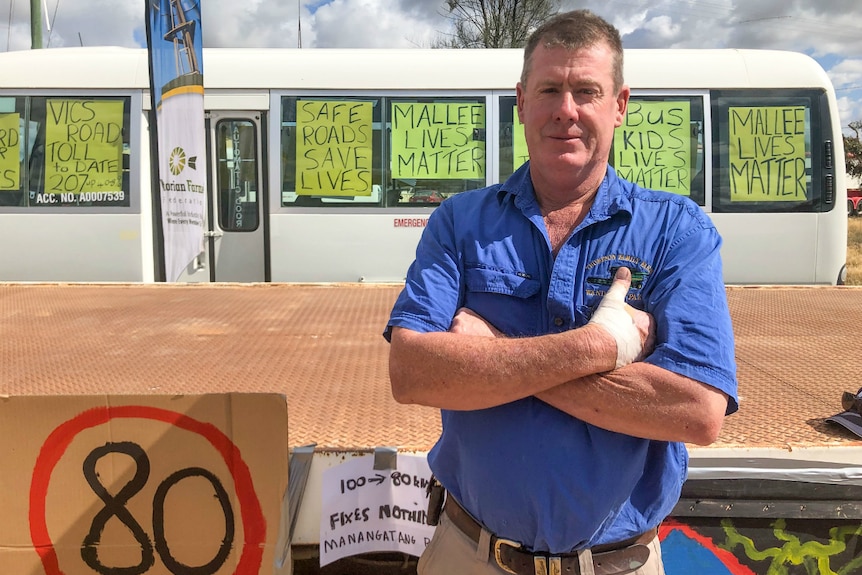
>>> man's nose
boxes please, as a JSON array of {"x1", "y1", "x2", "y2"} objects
[{"x1": 555, "y1": 92, "x2": 579, "y2": 122}]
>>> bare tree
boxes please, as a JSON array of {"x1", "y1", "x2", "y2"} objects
[
  {"x1": 436, "y1": 0, "x2": 560, "y2": 48},
  {"x1": 844, "y1": 132, "x2": 862, "y2": 179},
  {"x1": 846, "y1": 121, "x2": 862, "y2": 180}
]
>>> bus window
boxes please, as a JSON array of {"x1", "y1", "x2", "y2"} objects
[
  {"x1": 389, "y1": 97, "x2": 485, "y2": 205},
  {"x1": 711, "y1": 89, "x2": 828, "y2": 213},
  {"x1": 0, "y1": 96, "x2": 26, "y2": 207},
  {"x1": 279, "y1": 96, "x2": 486, "y2": 208},
  {"x1": 280, "y1": 96, "x2": 383, "y2": 207},
  {"x1": 23, "y1": 96, "x2": 132, "y2": 209},
  {"x1": 499, "y1": 94, "x2": 706, "y2": 206},
  {"x1": 498, "y1": 96, "x2": 524, "y2": 182},
  {"x1": 216, "y1": 119, "x2": 259, "y2": 231}
]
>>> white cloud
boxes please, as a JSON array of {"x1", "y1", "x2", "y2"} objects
[
  {"x1": 829, "y1": 59, "x2": 862, "y2": 125},
  {"x1": 40, "y1": 0, "x2": 140, "y2": 49},
  {"x1": 838, "y1": 96, "x2": 860, "y2": 132},
  {"x1": 830, "y1": 59, "x2": 862, "y2": 89},
  {"x1": 639, "y1": 15, "x2": 680, "y2": 42},
  {"x1": 311, "y1": 0, "x2": 440, "y2": 48}
]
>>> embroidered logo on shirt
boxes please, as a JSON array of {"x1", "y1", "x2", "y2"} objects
[
  {"x1": 584, "y1": 255, "x2": 654, "y2": 304},
  {"x1": 587, "y1": 266, "x2": 648, "y2": 289}
]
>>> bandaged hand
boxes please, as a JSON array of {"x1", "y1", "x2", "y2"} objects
[{"x1": 587, "y1": 267, "x2": 648, "y2": 368}]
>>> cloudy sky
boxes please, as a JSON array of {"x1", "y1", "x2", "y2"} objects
[{"x1": 3, "y1": 0, "x2": 862, "y2": 131}]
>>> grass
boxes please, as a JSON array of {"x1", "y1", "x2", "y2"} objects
[{"x1": 848, "y1": 217, "x2": 862, "y2": 285}]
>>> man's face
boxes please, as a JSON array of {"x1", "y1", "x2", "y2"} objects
[{"x1": 516, "y1": 43, "x2": 629, "y2": 189}]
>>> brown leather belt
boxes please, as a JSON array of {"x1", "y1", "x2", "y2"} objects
[{"x1": 444, "y1": 498, "x2": 655, "y2": 575}]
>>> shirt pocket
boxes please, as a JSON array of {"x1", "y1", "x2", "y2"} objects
[{"x1": 463, "y1": 265, "x2": 542, "y2": 336}]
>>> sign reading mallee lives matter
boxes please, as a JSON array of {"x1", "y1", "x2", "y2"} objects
[{"x1": 320, "y1": 453, "x2": 435, "y2": 566}]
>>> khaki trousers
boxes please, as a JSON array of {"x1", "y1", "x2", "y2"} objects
[{"x1": 417, "y1": 512, "x2": 665, "y2": 575}]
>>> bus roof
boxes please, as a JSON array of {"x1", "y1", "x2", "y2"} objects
[{"x1": 0, "y1": 46, "x2": 832, "y2": 92}]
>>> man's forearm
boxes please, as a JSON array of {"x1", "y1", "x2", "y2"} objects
[
  {"x1": 535, "y1": 362, "x2": 729, "y2": 445},
  {"x1": 388, "y1": 324, "x2": 617, "y2": 410}
]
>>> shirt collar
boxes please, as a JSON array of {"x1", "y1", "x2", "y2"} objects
[{"x1": 498, "y1": 163, "x2": 633, "y2": 221}]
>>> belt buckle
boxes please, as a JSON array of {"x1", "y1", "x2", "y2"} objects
[
  {"x1": 494, "y1": 539, "x2": 563, "y2": 575},
  {"x1": 530, "y1": 555, "x2": 560, "y2": 575},
  {"x1": 493, "y1": 538, "x2": 523, "y2": 575}
]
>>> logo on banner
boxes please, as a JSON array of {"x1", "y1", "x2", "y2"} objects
[{"x1": 169, "y1": 147, "x2": 193, "y2": 176}]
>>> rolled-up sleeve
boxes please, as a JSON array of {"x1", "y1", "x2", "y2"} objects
[{"x1": 644, "y1": 225, "x2": 739, "y2": 414}]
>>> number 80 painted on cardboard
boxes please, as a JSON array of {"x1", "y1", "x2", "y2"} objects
[{"x1": 29, "y1": 405, "x2": 266, "y2": 575}]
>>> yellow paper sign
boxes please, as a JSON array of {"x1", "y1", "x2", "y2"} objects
[
  {"x1": 728, "y1": 106, "x2": 807, "y2": 202},
  {"x1": 614, "y1": 101, "x2": 692, "y2": 195},
  {"x1": 513, "y1": 106, "x2": 529, "y2": 170},
  {"x1": 0, "y1": 113, "x2": 20, "y2": 190},
  {"x1": 391, "y1": 102, "x2": 485, "y2": 179},
  {"x1": 295, "y1": 100, "x2": 373, "y2": 196},
  {"x1": 44, "y1": 100, "x2": 124, "y2": 194}
]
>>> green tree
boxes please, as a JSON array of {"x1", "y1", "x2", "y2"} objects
[
  {"x1": 436, "y1": 0, "x2": 560, "y2": 48},
  {"x1": 846, "y1": 121, "x2": 862, "y2": 180}
]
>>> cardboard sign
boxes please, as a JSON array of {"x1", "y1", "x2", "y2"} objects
[
  {"x1": 320, "y1": 453, "x2": 435, "y2": 566},
  {"x1": 0, "y1": 393, "x2": 289, "y2": 575}
]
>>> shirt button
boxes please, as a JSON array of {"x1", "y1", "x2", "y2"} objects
[{"x1": 553, "y1": 317, "x2": 564, "y2": 327}]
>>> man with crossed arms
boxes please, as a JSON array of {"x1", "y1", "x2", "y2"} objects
[{"x1": 384, "y1": 10, "x2": 738, "y2": 575}]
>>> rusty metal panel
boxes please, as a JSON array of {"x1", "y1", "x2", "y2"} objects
[
  {"x1": 0, "y1": 283, "x2": 438, "y2": 451},
  {"x1": 1, "y1": 283, "x2": 861, "y2": 452},
  {"x1": 722, "y1": 286, "x2": 862, "y2": 449}
]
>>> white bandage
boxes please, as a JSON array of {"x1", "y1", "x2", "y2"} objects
[{"x1": 587, "y1": 279, "x2": 641, "y2": 368}]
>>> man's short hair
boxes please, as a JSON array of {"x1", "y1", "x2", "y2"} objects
[{"x1": 521, "y1": 10, "x2": 624, "y2": 94}]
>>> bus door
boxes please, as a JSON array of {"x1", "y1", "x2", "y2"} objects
[{"x1": 204, "y1": 111, "x2": 266, "y2": 281}]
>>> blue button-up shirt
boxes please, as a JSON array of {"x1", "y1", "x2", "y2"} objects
[{"x1": 385, "y1": 164, "x2": 738, "y2": 553}]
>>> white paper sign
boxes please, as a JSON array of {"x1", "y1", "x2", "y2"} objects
[{"x1": 320, "y1": 453, "x2": 435, "y2": 566}]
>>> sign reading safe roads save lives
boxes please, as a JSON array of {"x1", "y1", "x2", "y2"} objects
[{"x1": 0, "y1": 393, "x2": 289, "y2": 575}]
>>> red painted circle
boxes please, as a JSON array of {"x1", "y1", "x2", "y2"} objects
[{"x1": 29, "y1": 405, "x2": 266, "y2": 575}]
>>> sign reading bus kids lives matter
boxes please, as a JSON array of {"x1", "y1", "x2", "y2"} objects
[
  {"x1": 513, "y1": 106, "x2": 529, "y2": 171},
  {"x1": 613, "y1": 100, "x2": 692, "y2": 196},
  {"x1": 728, "y1": 106, "x2": 807, "y2": 202},
  {"x1": 320, "y1": 453, "x2": 435, "y2": 566},
  {"x1": 295, "y1": 100, "x2": 373, "y2": 196}
]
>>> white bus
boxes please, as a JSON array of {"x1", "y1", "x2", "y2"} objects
[{"x1": 0, "y1": 47, "x2": 848, "y2": 284}]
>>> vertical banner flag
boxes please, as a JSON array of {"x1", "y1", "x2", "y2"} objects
[{"x1": 145, "y1": 0, "x2": 207, "y2": 282}]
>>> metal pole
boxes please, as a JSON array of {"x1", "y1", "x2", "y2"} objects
[
  {"x1": 297, "y1": 0, "x2": 302, "y2": 48},
  {"x1": 30, "y1": 0, "x2": 42, "y2": 49}
]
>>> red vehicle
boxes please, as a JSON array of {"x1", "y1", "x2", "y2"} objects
[
  {"x1": 849, "y1": 188, "x2": 862, "y2": 216},
  {"x1": 408, "y1": 190, "x2": 445, "y2": 204}
]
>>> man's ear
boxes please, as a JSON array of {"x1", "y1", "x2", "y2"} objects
[
  {"x1": 516, "y1": 82, "x2": 526, "y2": 124},
  {"x1": 615, "y1": 85, "x2": 631, "y2": 127}
]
